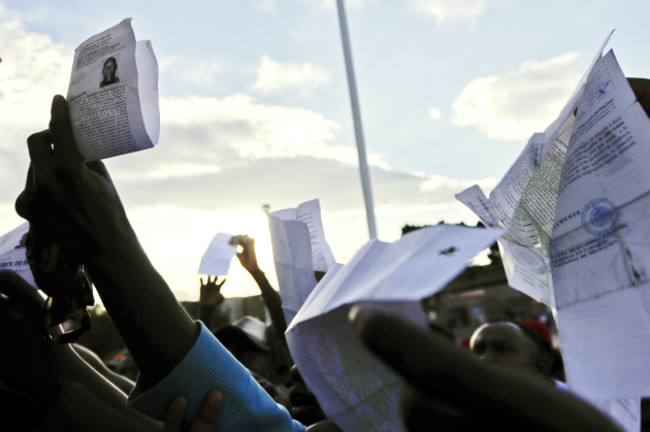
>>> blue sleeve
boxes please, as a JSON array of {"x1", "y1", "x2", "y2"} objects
[{"x1": 127, "y1": 321, "x2": 305, "y2": 432}]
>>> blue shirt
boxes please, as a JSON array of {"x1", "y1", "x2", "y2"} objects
[{"x1": 128, "y1": 321, "x2": 305, "y2": 431}]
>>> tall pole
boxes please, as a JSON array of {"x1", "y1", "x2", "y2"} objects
[{"x1": 336, "y1": 0, "x2": 377, "y2": 239}]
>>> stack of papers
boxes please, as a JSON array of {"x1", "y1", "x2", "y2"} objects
[{"x1": 457, "y1": 38, "x2": 650, "y2": 427}]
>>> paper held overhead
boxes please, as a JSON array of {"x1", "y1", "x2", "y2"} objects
[
  {"x1": 456, "y1": 33, "x2": 650, "y2": 422},
  {"x1": 66, "y1": 18, "x2": 159, "y2": 161},
  {"x1": 198, "y1": 233, "x2": 238, "y2": 277},
  {"x1": 268, "y1": 199, "x2": 337, "y2": 325},
  {"x1": 286, "y1": 224, "x2": 503, "y2": 432}
]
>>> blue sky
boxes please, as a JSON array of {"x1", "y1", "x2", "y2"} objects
[{"x1": 1, "y1": 0, "x2": 650, "y2": 298}]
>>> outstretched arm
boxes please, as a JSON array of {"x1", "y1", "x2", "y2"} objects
[
  {"x1": 15, "y1": 96, "x2": 304, "y2": 431},
  {"x1": 229, "y1": 234, "x2": 287, "y2": 335},
  {"x1": 350, "y1": 307, "x2": 622, "y2": 432},
  {"x1": 15, "y1": 96, "x2": 196, "y2": 390}
]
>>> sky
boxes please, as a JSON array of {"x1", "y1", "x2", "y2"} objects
[{"x1": 1, "y1": 0, "x2": 650, "y2": 300}]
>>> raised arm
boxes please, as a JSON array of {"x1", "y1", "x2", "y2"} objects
[
  {"x1": 229, "y1": 234, "x2": 287, "y2": 335},
  {"x1": 350, "y1": 307, "x2": 622, "y2": 432},
  {"x1": 15, "y1": 96, "x2": 304, "y2": 431},
  {"x1": 198, "y1": 276, "x2": 226, "y2": 330},
  {"x1": 15, "y1": 96, "x2": 197, "y2": 388}
]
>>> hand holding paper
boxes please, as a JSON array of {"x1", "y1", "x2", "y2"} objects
[
  {"x1": 66, "y1": 18, "x2": 159, "y2": 161},
  {"x1": 229, "y1": 234, "x2": 261, "y2": 274},
  {"x1": 198, "y1": 233, "x2": 238, "y2": 277}
]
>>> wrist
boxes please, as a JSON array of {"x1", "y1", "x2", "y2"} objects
[
  {"x1": 249, "y1": 268, "x2": 265, "y2": 278},
  {"x1": 199, "y1": 300, "x2": 220, "y2": 310},
  {"x1": 87, "y1": 225, "x2": 145, "y2": 278}
]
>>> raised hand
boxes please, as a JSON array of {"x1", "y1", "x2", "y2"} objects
[
  {"x1": 15, "y1": 95, "x2": 137, "y2": 268},
  {"x1": 229, "y1": 234, "x2": 260, "y2": 274},
  {"x1": 199, "y1": 276, "x2": 226, "y2": 308}
]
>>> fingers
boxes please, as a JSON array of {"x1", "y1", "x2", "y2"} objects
[
  {"x1": 163, "y1": 390, "x2": 222, "y2": 432},
  {"x1": 49, "y1": 95, "x2": 84, "y2": 166},
  {"x1": 229, "y1": 234, "x2": 254, "y2": 247},
  {"x1": 162, "y1": 395, "x2": 187, "y2": 432},
  {"x1": 86, "y1": 160, "x2": 118, "y2": 193},
  {"x1": 26, "y1": 130, "x2": 53, "y2": 174},
  {"x1": 349, "y1": 306, "x2": 479, "y2": 401},
  {"x1": 188, "y1": 390, "x2": 222, "y2": 432},
  {"x1": 15, "y1": 165, "x2": 36, "y2": 220}
]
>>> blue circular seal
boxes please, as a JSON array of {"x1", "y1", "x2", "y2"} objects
[{"x1": 581, "y1": 198, "x2": 618, "y2": 236}]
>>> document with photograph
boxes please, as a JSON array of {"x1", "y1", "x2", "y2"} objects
[{"x1": 66, "y1": 18, "x2": 159, "y2": 161}]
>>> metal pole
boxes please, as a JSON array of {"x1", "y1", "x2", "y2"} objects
[{"x1": 336, "y1": 0, "x2": 377, "y2": 239}]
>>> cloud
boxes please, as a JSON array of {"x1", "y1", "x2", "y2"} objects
[
  {"x1": 159, "y1": 55, "x2": 230, "y2": 94},
  {"x1": 0, "y1": 19, "x2": 71, "y2": 150},
  {"x1": 151, "y1": 93, "x2": 377, "y2": 167},
  {"x1": 0, "y1": 14, "x2": 494, "y2": 299},
  {"x1": 429, "y1": 107, "x2": 441, "y2": 120},
  {"x1": 451, "y1": 52, "x2": 584, "y2": 141},
  {"x1": 408, "y1": 0, "x2": 497, "y2": 25},
  {"x1": 251, "y1": 0, "x2": 277, "y2": 12},
  {"x1": 250, "y1": 55, "x2": 331, "y2": 97}
]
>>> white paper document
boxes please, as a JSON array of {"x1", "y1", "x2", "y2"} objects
[
  {"x1": 269, "y1": 199, "x2": 336, "y2": 324},
  {"x1": 198, "y1": 233, "x2": 238, "y2": 277},
  {"x1": 286, "y1": 225, "x2": 503, "y2": 432},
  {"x1": 269, "y1": 199, "x2": 335, "y2": 272},
  {"x1": 0, "y1": 223, "x2": 28, "y2": 256},
  {"x1": 0, "y1": 223, "x2": 36, "y2": 288},
  {"x1": 458, "y1": 42, "x2": 650, "y2": 401},
  {"x1": 455, "y1": 34, "x2": 613, "y2": 305},
  {"x1": 549, "y1": 50, "x2": 650, "y2": 400},
  {"x1": 592, "y1": 397, "x2": 640, "y2": 432},
  {"x1": 67, "y1": 18, "x2": 159, "y2": 161}
]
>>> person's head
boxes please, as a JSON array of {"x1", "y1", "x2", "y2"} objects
[
  {"x1": 214, "y1": 316, "x2": 275, "y2": 379},
  {"x1": 102, "y1": 57, "x2": 117, "y2": 82},
  {"x1": 469, "y1": 322, "x2": 551, "y2": 376}
]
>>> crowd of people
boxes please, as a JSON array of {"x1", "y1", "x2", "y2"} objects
[{"x1": 2, "y1": 82, "x2": 650, "y2": 431}]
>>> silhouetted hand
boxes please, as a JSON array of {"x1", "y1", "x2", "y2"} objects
[
  {"x1": 199, "y1": 276, "x2": 225, "y2": 308},
  {"x1": 15, "y1": 95, "x2": 136, "y2": 268},
  {"x1": 229, "y1": 235, "x2": 260, "y2": 274}
]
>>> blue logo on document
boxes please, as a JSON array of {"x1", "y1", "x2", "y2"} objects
[{"x1": 581, "y1": 198, "x2": 618, "y2": 236}]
